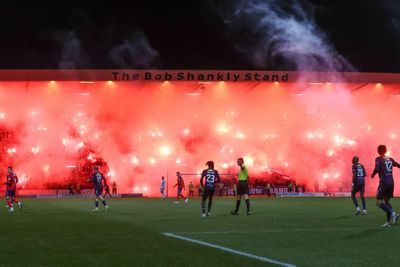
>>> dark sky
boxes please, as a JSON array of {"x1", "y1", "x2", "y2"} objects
[{"x1": 0, "y1": 0, "x2": 399, "y2": 72}]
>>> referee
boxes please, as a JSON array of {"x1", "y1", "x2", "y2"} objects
[{"x1": 231, "y1": 157, "x2": 250, "y2": 215}]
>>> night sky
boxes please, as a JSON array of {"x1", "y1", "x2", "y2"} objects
[{"x1": 0, "y1": 0, "x2": 399, "y2": 72}]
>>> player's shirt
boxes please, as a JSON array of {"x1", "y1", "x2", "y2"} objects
[
  {"x1": 91, "y1": 172, "x2": 106, "y2": 190},
  {"x1": 238, "y1": 166, "x2": 248, "y2": 181},
  {"x1": 372, "y1": 156, "x2": 400, "y2": 185},
  {"x1": 160, "y1": 180, "x2": 166, "y2": 190},
  {"x1": 6, "y1": 172, "x2": 18, "y2": 191},
  {"x1": 177, "y1": 176, "x2": 184, "y2": 189},
  {"x1": 352, "y1": 163, "x2": 366, "y2": 185},
  {"x1": 200, "y1": 169, "x2": 220, "y2": 189}
]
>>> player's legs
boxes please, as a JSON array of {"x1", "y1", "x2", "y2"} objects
[
  {"x1": 201, "y1": 189, "x2": 209, "y2": 216},
  {"x1": 231, "y1": 182, "x2": 243, "y2": 215},
  {"x1": 232, "y1": 181, "x2": 245, "y2": 214},
  {"x1": 244, "y1": 194, "x2": 250, "y2": 215},
  {"x1": 181, "y1": 193, "x2": 188, "y2": 203},
  {"x1": 376, "y1": 185, "x2": 392, "y2": 224},
  {"x1": 176, "y1": 188, "x2": 181, "y2": 202},
  {"x1": 207, "y1": 190, "x2": 215, "y2": 215},
  {"x1": 385, "y1": 195, "x2": 399, "y2": 225},
  {"x1": 98, "y1": 194, "x2": 108, "y2": 208},
  {"x1": 13, "y1": 197, "x2": 22, "y2": 207},
  {"x1": 10, "y1": 189, "x2": 21, "y2": 207},
  {"x1": 178, "y1": 189, "x2": 187, "y2": 202},
  {"x1": 6, "y1": 193, "x2": 13, "y2": 209},
  {"x1": 351, "y1": 187, "x2": 361, "y2": 214},
  {"x1": 231, "y1": 194, "x2": 242, "y2": 215},
  {"x1": 93, "y1": 195, "x2": 100, "y2": 211},
  {"x1": 243, "y1": 182, "x2": 250, "y2": 215},
  {"x1": 376, "y1": 199, "x2": 392, "y2": 217},
  {"x1": 359, "y1": 185, "x2": 366, "y2": 214},
  {"x1": 10, "y1": 191, "x2": 19, "y2": 210}
]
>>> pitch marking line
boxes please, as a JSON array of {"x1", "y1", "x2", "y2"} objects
[
  {"x1": 172, "y1": 227, "x2": 376, "y2": 235},
  {"x1": 163, "y1": 232, "x2": 296, "y2": 267}
]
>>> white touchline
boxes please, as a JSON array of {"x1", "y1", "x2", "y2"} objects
[
  {"x1": 172, "y1": 226, "x2": 375, "y2": 235},
  {"x1": 163, "y1": 232, "x2": 297, "y2": 267}
]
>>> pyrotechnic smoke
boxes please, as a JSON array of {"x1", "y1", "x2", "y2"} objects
[
  {"x1": 218, "y1": 0, "x2": 354, "y2": 72},
  {"x1": 0, "y1": 80, "x2": 399, "y2": 196},
  {"x1": 58, "y1": 32, "x2": 91, "y2": 69},
  {"x1": 110, "y1": 31, "x2": 161, "y2": 68}
]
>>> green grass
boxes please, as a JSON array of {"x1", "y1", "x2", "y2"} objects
[{"x1": 0, "y1": 197, "x2": 399, "y2": 266}]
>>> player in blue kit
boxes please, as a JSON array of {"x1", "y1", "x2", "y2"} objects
[
  {"x1": 87, "y1": 165, "x2": 109, "y2": 212},
  {"x1": 200, "y1": 161, "x2": 220, "y2": 217},
  {"x1": 371, "y1": 145, "x2": 400, "y2": 227},
  {"x1": 351, "y1": 156, "x2": 367, "y2": 215}
]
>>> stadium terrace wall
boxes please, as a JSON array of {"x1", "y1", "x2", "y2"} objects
[{"x1": 0, "y1": 70, "x2": 400, "y2": 83}]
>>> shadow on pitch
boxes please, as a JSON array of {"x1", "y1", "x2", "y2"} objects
[
  {"x1": 327, "y1": 215, "x2": 353, "y2": 221},
  {"x1": 341, "y1": 228, "x2": 381, "y2": 240}
]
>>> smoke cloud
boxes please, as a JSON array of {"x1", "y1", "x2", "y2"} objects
[
  {"x1": 0, "y1": 80, "x2": 399, "y2": 196},
  {"x1": 110, "y1": 32, "x2": 161, "y2": 68},
  {"x1": 218, "y1": 0, "x2": 354, "y2": 72}
]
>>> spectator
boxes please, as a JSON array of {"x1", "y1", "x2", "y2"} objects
[
  {"x1": 69, "y1": 183, "x2": 74, "y2": 195},
  {"x1": 76, "y1": 183, "x2": 81, "y2": 194},
  {"x1": 104, "y1": 184, "x2": 112, "y2": 198},
  {"x1": 198, "y1": 183, "x2": 203, "y2": 197},
  {"x1": 218, "y1": 181, "x2": 224, "y2": 196},
  {"x1": 189, "y1": 181, "x2": 194, "y2": 197},
  {"x1": 288, "y1": 181, "x2": 293, "y2": 193},
  {"x1": 112, "y1": 181, "x2": 117, "y2": 194},
  {"x1": 232, "y1": 183, "x2": 237, "y2": 196},
  {"x1": 266, "y1": 182, "x2": 271, "y2": 197},
  {"x1": 314, "y1": 181, "x2": 319, "y2": 192}
]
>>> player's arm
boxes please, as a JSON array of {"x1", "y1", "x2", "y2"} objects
[
  {"x1": 352, "y1": 167, "x2": 356, "y2": 184},
  {"x1": 86, "y1": 174, "x2": 93, "y2": 183},
  {"x1": 371, "y1": 159, "x2": 379, "y2": 178},
  {"x1": 200, "y1": 171, "x2": 205, "y2": 187},
  {"x1": 391, "y1": 158, "x2": 400, "y2": 168},
  {"x1": 215, "y1": 170, "x2": 221, "y2": 183}
]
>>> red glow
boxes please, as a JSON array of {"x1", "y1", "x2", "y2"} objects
[{"x1": 0, "y1": 80, "x2": 400, "y2": 196}]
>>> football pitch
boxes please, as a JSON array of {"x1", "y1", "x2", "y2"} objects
[{"x1": 0, "y1": 197, "x2": 399, "y2": 267}]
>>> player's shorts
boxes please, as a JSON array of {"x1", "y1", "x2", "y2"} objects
[
  {"x1": 237, "y1": 180, "x2": 249, "y2": 195},
  {"x1": 202, "y1": 187, "x2": 215, "y2": 199},
  {"x1": 352, "y1": 184, "x2": 365, "y2": 195},
  {"x1": 160, "y1": 189, "x2": 165, "y2": 194},
  {"x1": 94, "y1": 188, "x2": 103, "y2": 197},
  {"x1": 6, "y1": 189, "x2": 15, "y2": 197},
  {"x1": 376, "y1": 184, "x2": 394, "y2": 200},
  {"x1": 177, "y1": 187, "x2": 183, "y2": 194}
]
